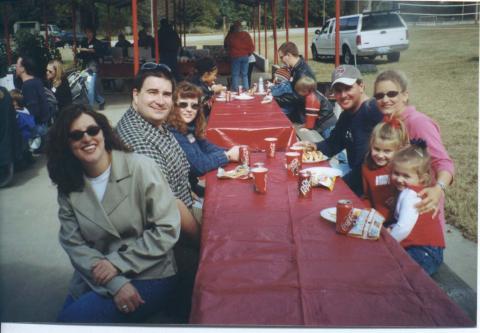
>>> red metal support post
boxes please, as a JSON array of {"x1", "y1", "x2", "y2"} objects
[
  {"x1": 252, "y1": 6, "x2": 256, "y2": 49},
  {"x1": 335, "y1": 0, "x2": 340, "y2": 67},
  {"x1": 264, "y1": 1, "x2": 267, "y2": 59},
  {"x1": 132, "y1": 0, "x2": 140, "y2": 74},
  {"x1": 165, "y1": 0, "x2": 169, "y2": 20},
  {"x1": 153, "y1": 0, "x2": 160, "y2": 63},
  {"x1": 257, "y1": 2, "x2": 261, "y2": 54},
  {"x1": 272, "y1": 0, "x2": 278, "y2": 65},
  {"x1": 72, "y1": 2, "x2": 78, "y2": 66},
  {"x1": 2, "y1": 3, "x2": 12, "y2": 66},
  {"x1": 285, "y1": 0, "x2": 289, "y2": 42},
  {"x1": 304, "y1": 0, "x2": 308, "y2": 63},
  {"x1": 182, "y1": 0, "x2": 186, "y2": 47}
]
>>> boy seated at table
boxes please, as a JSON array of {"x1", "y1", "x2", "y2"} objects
[{"x1": 267, "y1": 66, "x2": 293, "y2": 97}]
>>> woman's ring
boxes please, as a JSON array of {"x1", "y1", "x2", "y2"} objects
[{"x1": 121, "y1": 305, "x2": 128, "y2": 311}]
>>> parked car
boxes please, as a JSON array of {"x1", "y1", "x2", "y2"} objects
[
  {"x1": 40, "y1": 24, "x2": 63, "y2": 37},
  {"x1": 311, "y1": 11, "x2": 409, "y2": 64},
  {"x1": 55, "y1": 31, "x2": 87, "y2": 47}
]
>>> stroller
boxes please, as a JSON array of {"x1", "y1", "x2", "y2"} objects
[{"x1": 67, "y1": 68, "x2": 90, "y2": 105}]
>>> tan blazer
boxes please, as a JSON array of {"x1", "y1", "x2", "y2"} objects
[{"x1": 57, "y1": 150, "x2": 180, "y2": 299}]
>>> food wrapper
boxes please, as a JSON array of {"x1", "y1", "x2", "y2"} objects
[
  {"x1": 346, "y1": 208, "x2": 385, "y2": 240},
  {"x1": 217, "y1": 165, "x2": 251, "y2": 179},
  {"x1": 310, "y1": 174, "x2": 337, "y2": 191}
]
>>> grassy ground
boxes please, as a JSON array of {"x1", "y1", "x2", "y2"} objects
[{"x1": 278, "y1": 25, "x2": 478, "y2": 241}]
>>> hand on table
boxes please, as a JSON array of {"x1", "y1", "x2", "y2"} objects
[
  {"x1": 212, "y1": 84, "x2": 226, "y2": 94},
  {"x1": 114, "y1": 282, "x2": 145, "y2": 314},
  {"x1": 226, "y1": 146, "x2": 240, "y2": 162},
  {"x1": 92, "y1": 259, "x2": 119, "y2": 285},
  {"x1": 415, "y1": 185, "x2": 443, "y2": 217}
]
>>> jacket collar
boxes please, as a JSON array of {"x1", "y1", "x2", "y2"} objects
[{"x1": 69, "y1": 150, "x2": 131, "y2": 238}]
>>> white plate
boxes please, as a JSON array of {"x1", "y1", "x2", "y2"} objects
[
  {"x1": 320, "y1": 207, "x2": 336, "y2": 223},
  {"x1": 234, "y1": 94, "x2": 254, "y2": 100},
  {"x1": 302, "y1": 166, "x2": 342, "y2": 178},
  {"x1": 216, "y1": 97, "x2": 226, "y2": 102}
]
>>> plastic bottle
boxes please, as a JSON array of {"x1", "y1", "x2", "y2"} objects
[{"x1": 258, "y1": 77, "x2": 265, "y2": 93}]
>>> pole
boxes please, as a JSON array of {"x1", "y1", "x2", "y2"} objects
[
  {"x1": 43, "y1": 0, "x2": 49, "y2": 51},
  {"x1": 252, "y1": 6, "x2": 256, "y2": 48},
  {"x1": 132, "y1": 0, "x2": 140, "y2": 74},
  {"x1": 264, "y1": 1, "x2": 268, "y2": 60},
  {"x1": 323, "y1": 0, "x2": 326, "y2": 26},
  {"x1": 107, "y1": 4, "x2": 112, "y2": 41},
  {"x1": 335, "y1": 0, "x2": 340, "y2": 67},
  {"x1": 182, "y1": 0, "x2": 186, "y2": 47},
  {"x1": 2, "y1": 3, "x2": 12, "y2": 66},
  {"x1": 285, "y1": 0, "x2": 289, "y2": 42},
  {"x1": 304, "y1": 0, "x2": 308, "y2": 63},
  {"x1": 257, "y1": 2, "x2": 261, "y2": 54},
  {"x1": 165, "y1": 0, "x2": 169, "y2": 21},
  {"x1": 272, "y1": 0, "x2": 278, "y2": 65},
  {"x1": 153, "y1": 0, "x2": 159, "y2": 63},
  {"x1": 72, "y1": 2, "x2": 78, "y2": 66}
]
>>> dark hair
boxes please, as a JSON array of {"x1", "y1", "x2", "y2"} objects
[
  {"x1": 168, "y1": 81, "x2": 206, "y2": 139},
  {"x1": 9, "y1": 89, "x2": 25, "y2": 108},
  {"x1": 195, "y1": 57, "x2": 217, "y2": 77},
  {"x1": 278, "y1": 42, "x2": 299, "y2": 57},
  {"x1": 19, "y1": 55, "x2": 36, "y2": 76},
  {"x1": 132, "y1": 67, "x2": 176, "y2": 93},
  {"x1": 46, "y1": 104, "x2": 131, "y2": 194}
]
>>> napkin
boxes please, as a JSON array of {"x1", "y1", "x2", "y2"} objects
[{"x1": 217, "y1": 165, "x2": 251, "y2": 179}]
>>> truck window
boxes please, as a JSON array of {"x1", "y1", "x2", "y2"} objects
[
  {"x1": 361, "y1": 13, "x2": 404, "y2": 31},
  {"x1": 328, "y1": 21, "x2": 334, "y2": 34},
  {"x1": 340, "y1": 16, "x2": 358, "y2": 31},
  {"x1": 321, "y1": 22, "x2": 330, "y2": 34}
]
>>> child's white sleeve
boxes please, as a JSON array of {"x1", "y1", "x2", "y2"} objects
[{"x1": 390, "y1": 189, "x2": 421, "y2": 242}]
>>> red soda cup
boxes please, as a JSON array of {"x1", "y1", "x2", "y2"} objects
[
  {"x1": 264, "y1": 137, "x2": 278, "y2": 158},
  {"x1": 289, "y1": 145, "x2": 304, "y2": 163},
  {"x1": 285, "y1": 152, "x2": 301, "y2": 177},
  {"x1": 251, "y1": 167, "x2": 268, "y2": 194}
]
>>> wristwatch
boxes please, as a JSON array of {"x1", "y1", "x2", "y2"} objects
[{"x1": 436, "y1": 180, "x2": 447, "y2": 192}]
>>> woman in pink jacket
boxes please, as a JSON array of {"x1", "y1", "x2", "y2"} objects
[
  {"x1": 373, "y1": 69, "x2": 454, "y2": 231},
  {"x1": 225, "y1": 22, "x2": 254, "y2": 91}
]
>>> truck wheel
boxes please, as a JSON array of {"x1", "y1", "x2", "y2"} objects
[
  {"x1": 311, "y1": 44, "x2": 319, "y2": 61},
  {"x1": 342, "y1": 46, "x2": 353, "y2": 65},
  {"x1": 0, "y1": 163, "x2": 14, "y2": 188},
  {"x1": 387, "y1": 52, "x2": 400, "y2": 62}
]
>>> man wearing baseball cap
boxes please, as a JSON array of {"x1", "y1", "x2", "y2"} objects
[{"x1": 309, "y1": 65, "x2": 383, "y2": 196}]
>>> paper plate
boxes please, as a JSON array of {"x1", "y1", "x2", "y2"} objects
[
  {"x1": 320, "y1": 207, "x2": 336, "y2": 223},
  {"x1": 216, "y1": 97, "x2": 226, "y2": 102},
  {"x1": 302, "y1": 166, "x2": 342, "y2": 178},
  {"x1": 234, "y1": 94, "x2": 254, "y2": 100}
]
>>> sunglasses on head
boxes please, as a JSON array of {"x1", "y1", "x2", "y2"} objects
[
  {"x1": 140, "y1": 62, "x2": 172, "y2": 72},
  {"x1": 68, "y1": 125, "x2": 101, "y2": 141},
  {"x1": 374, "y1": 90, "x2": 400, "y2": 100},
  {"x1": 176, "y1": 102, "x2": 201, "y2": 110}
]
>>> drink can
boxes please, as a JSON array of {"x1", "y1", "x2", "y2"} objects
[
  {"x1": 298, "y1": 170, "x2": 312, "y2": 198},
  {"x1": 239, "y1": 145, "x2": 250, "y2": 166},
  {"x1": 226, "y1": 91, "x2": 231, "y2": 102},
  {"x1": 238, "y1": 85, "x2": 243, "y2": 95},
  {"x1": 336, "y1": 199, "x2": 355, "y2": 234}
]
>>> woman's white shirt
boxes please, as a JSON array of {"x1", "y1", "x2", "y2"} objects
[
  {"x1": 390, "y1": 188, "x2": 421, "y2": 242},
  {"x1": 85, "y1": 165, "x2": 111, "y2": 202}
]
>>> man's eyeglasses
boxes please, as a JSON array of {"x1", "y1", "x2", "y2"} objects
[
  {"x1": 140, "y1": 62, "x2": 172, "y2": 72},
  {"x1": 176, "y1": 102, "x2": 201, "y2": 110},
  {"x1": 374, "y1": 91, "x2": 400, "y2": 100},
  {"x1": 68, "y1": 125, "x2": 102, "y2": 141}
]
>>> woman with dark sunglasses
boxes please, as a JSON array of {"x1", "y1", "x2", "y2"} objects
[
  {"x1": 46, "y1": 104, "x2": 180, "y2": 323},
  {"x1": 374, "y1": 70, "x2": 454, "y2": 231},
  {"x1": 167, "y1": 81, "x2": 239, "y2": 197}
]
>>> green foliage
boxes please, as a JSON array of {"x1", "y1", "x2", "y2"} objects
[
  {"x1": 0, "y1": 42, "x2": 8, "y2": 78},
  {"x1": 14, "y1": 30, "x2": 60, "y2": 78}
]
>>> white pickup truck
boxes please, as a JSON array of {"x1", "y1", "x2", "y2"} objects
[{"x1": 311, "y1": 11, "x2": 409, "y2": 64}]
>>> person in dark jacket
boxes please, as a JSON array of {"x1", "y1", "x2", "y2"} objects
[
  {"x1": 46, "y1": 59, "x2": 73, "y2": 111},
  {"x1": 190, "y1": 57, "x2": 226, "y2": 118},
  {"x1": 274, "y1": 42, "x2": 316, "y2": 123},
  {"x1": 168, "y1": 81, "x2": 239, "y2": 197},
  {"x1": 115, "y1": 33, "x2": 132, "y2": 58},
  {"x1": 158, "y1": 19, "x2": 181, "y2": 78}
]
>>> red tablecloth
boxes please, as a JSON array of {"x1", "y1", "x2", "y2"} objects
[
  {"x1": 189, "y1": 152, "x2": 473, "y2": 327},
  {"x1": 206, "y1": 96, "x2": 297, "y2": 151}
]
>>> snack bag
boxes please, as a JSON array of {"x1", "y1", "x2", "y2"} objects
[
  {"x1": 310, "y1": 174, "x2": 337, "y2": 191},
  {"x1": 217, "y1": 165, "x2": 251, "y2": 179},
  {"x1": 346, "y1": 208, "x2": 385, "y2": 240}
]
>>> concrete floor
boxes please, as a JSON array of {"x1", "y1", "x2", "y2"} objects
[{"x1": 0, "y1": 92, "x2": 477, "y2": 324}]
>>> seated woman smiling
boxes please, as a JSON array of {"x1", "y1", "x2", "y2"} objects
[
  {"x1": 46, "y1": 104, "x2": 180, "y2": 323},
  {"x1": 168, "y1": 81, "x2": 239, "y2": 197}
]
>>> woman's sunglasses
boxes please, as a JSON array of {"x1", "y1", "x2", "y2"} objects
[
  {"x1": 68, "y1": 125, "x2": 101, "y2": 141},
  {"x1": 374, "y1": 91, "x2": 400, "y2": 100},
  {"x1": 177, "y1": 102, "x2": 201, "y2": 110},
  {"x1": 140, "y1": 62, "x2": 172, "y2": 72}
]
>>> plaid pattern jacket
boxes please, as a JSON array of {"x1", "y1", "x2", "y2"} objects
[{"x1": 116, "y1": 107, "x2": 193, "y2": 207}]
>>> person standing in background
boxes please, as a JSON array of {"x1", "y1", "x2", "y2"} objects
[
  {"x1": 158, "y1": 19, "x2": 181, "y2": 79},
  {"x1": 225, "y1": 21, "x2": 254, "y2": 91},
  {"x1": 46, "y1": 59, "x2": 73, "y2": 111}
]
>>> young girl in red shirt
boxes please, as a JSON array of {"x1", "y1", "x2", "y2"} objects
[
  {"x1": 362, "y1": 117, "x2": 409, "y2": 221},
  {"x1": 388, "y1": 140, "x2": 445, "y2": 275}
]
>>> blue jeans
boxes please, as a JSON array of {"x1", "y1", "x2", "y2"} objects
[
  {"x1": 57, "y1": 276, "x2": 177, "y2": 323},
  {"x1": 86, "y1": 64, "x2": 105, "y2": 108},
  {"x1": 321, "y1": 125, "x2": 350, "y2": 177},
  {"x1": 406, "y1": 246, "x2": 444, "y2": 275},
  {"x1": 231, "y1": 56, "x2": 249, "y2": 91}
]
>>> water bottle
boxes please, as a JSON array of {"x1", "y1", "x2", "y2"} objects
[{"x1": 258, "y1": 77, "x2": 265, "y2": 94}]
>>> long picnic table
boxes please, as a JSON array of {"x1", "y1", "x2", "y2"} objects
[
  {"x1": 205, "y1": 95, "x2": 297, "y2": 151},
  {"x1": 189, "y1": 152, "x2": 473, "y2": 326}
]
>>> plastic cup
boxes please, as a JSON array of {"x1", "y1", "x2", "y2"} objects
[
  {"x1": 264, "y1": 137, "x2": 278, "y2": 158},
  {"x1": 285, "y1": 152, "x2": 301, "y2": 177},
  {"x1": 239, "y1": 145, "x2": 250, "y2": 166},
  {"x1": 289, "y1": 145, "x2": 304, "y2": 163},
  {"x1": 304, "y1": 113, "x2": 318, "y2": 129},
  {"x1": 251, "y1": 167, "x2": 268, "y2": 194}
]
